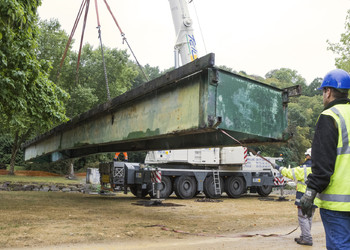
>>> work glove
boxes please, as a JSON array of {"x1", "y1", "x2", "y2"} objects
[
  {"x1": 300, "y1": 187, "x2": 317, "y2": 217},
  {"x1": 274, "y1": 165, "x2": 281, "y2": 170}
]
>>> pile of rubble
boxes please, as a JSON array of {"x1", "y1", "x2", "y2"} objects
[{"x1": 0, "y1": 181, "x2": 88, "y2": 193}]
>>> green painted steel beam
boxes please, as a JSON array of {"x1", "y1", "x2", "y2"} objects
[{"x1": 23, "y1": 53, "x2": 298, "y2": 162}]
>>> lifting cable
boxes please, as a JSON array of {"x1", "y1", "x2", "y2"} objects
[
  {"x1": 102, "y1": 0, "x2": 149, "y2": 82},
  {"x1": 76, "y1": 0, "x2": 90, "y2": 84},
  {"x1": 94, "y1": 0, "x2": 111, "y2": 100},
  {"x1": 219, "y1": 129, "x2": 277, "y2": 168},
  {"x1": 57, "y1": 0, "x2": 149, "y2": 91},
  {"x1": 56, "y1": 0, "x2": 87, "y2": 82}
]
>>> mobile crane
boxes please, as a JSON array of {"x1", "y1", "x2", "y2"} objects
[{"x1": 99, "y1": 146, "x2": 284, "y2": 199}]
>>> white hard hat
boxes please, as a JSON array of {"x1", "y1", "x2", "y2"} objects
[{"x1": 305, "y1": 148, "x2": 311, "y2": 157}]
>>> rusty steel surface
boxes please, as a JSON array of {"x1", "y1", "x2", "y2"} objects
[{"x1": 23, "y1": 53, "x2": 294, "y2": 162}]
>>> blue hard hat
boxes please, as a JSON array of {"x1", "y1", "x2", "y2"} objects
[{"x1": 318, "y1": 69, "x2": 350, "y2": 90}]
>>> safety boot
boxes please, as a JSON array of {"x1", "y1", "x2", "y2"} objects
[
  {"x1": 294, "y1": 236, "x2": 302, "y2": 242},
  {"x1": 297, "y1": 239, "x2": 313, "y2": 246}
]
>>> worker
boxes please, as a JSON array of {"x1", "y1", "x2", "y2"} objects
[
  {"x1": 300, "y1": 69, "x2": 350, "y2": 249},
  {"x1": 114, "y1": 152, "x2": 128, "y2": 162},
  {"x1": 275, "y1": 148, "x2": 316, "y2": 246},
  {"x1": 303, "y1": 148, "x2": 312, "y2": 166}
]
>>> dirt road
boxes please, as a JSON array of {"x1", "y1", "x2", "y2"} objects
[
  {"x1": 8, "y1": 222, "x2": 326, "y2": 250},
  {"x1": 1, "y1": 190, "x2": 326, "y2": 249}
]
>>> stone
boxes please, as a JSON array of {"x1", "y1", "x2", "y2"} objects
[
  {"x1": 61, "y1": 188, "x2": 71, "y2": 192},
  {"x1": 40, "y1": 186, "x2": 50, "y2": 192},
  {"x1": 50, "y1": 185, "x2": 60, "y2": 192}
]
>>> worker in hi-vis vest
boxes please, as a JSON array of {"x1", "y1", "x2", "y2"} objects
[
  {"x1": 275, "y1": 148, "x2": 316, "y2": 246},
  {"x1": 300, "y1": 69, "x2": 350, "y2": 249},
  {"x1": 114, "y1": 152, "x2": 128, "y2": 162}
]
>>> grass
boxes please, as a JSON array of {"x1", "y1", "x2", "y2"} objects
[
  {"x1": 1, "y1": 165, "x2": 26, "y2": 171},
  {"x1": 12, "y1": 165, "x2": 26, "y2": 171},
  {"x1": 0, "y1": 175, "x2": 84, "y2": 184}
]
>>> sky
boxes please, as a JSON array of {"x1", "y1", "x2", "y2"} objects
[{"x1": 38, "y1": 0, "x2": 350, "y2": 84}]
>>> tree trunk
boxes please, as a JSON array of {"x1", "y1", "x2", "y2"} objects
[
  {"x1": 8, "y1": 131, "x2": 19, "y2": 175},
  {"x1": 8, "y1": 129, "x2": 31, "y2": 176}
]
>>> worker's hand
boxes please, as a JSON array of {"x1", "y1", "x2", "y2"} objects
[
  {"x1": 300, "y1": 187, "x2": 317, "y2": 217},
  {"x1": 274, "y1": 165, "x2": 281, "y2": 170}
]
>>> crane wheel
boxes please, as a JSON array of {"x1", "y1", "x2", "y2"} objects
[
  {"x1": 173, "y1": 176, "x2": 197, "y2": 199},
  {"x1": 203, "y1": 176, "x2": 224, "y2": 199},
  {"x1": 224, "y1": 176, "x2": 246, "y2": 198}
]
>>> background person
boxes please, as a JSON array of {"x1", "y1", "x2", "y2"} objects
[
  {"x1": 114, "y1": 152, "x2": 128, "y2": 162},
  {"x1": 276, "y1": 148, "x2": 316, "y2": 246}
]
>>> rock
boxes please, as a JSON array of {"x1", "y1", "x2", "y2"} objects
[
  {"x1": 40, "y1": 186, "x2": 50, "y2": 192},
  {"x1": 61, "y1": 188, "x2": 71, "y2": 192},
  {"x1": 23, "y1": 185, "x2": 34, "y2": 191},
  {"x1": 50, "y1": 185, "x2": 60, "y2": 192},
  {"x1": 69, "y1": 186, "x2": 79, "y2": 191}
]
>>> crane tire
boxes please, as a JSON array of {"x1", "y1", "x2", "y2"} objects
[
  {"x1": 203, "y1": 176, "x2": 224, "y2": 199},
  {"x1": 173, "y1": 176, "x2": 197, "y2": 199},
  {"x1": 225, "y1": 176, "x2": 246, "y2": 198},
  {"x1": 129, "y1": 185, "x2": 148, "y2": 198},
  {"x1": 148, "y1": 176, "x2": 173, "y2": 198},
  {"x1": 257, "y1": 185, "x2": 273, "y2": 197}
]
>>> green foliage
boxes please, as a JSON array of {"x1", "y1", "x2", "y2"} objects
[
  {"x1": 37, "y1": 18, "x2": 71, "y2": 82},
  {"x1": 66, "y1": 85, "x2": 98, "y2": 118},
  {"x1": 303, "y1": 78, "x2": 322, "y2": 97},
  {"x1": 327, "y1": 9, "x2": 350, "y2": 72},
  {"x1": 265, "y1": 68, "x2": 307, "y2": 89},
  {"x1": 128, "y1": 152, "x2": 147, "y2": 163},
  {"x1": 0, "y1": 0, "x2": 68, "y2": 132},
  {"x1": 131, "y1": 64, "x2": 163, "y2": 88},
  {"x1": 71, "y1": 44, "x2": 138, "y2": 103},
  {"x1": 0, "y1": 0, "x2": 68, "y2": 174}
]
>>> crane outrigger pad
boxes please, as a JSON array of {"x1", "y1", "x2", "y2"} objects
[{"x1": 23, "y1": 53, "x2": 298, "y2": 162}]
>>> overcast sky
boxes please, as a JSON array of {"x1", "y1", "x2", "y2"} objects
[{"x1": 38, "y1": 0, "x2": 350, "y2": 84}]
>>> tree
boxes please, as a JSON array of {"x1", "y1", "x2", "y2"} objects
[
  {"x1": 216, "y1": 65, "x2": 236, "y2": 73},
  {"x1": 37, "y1": 18, "x2": 72, "y2": 83},
  {"x1": 72, "y1": 44, "x2": 138, "y2": 103},
  {"x1": 0, "y1": 0, "x2": 68, "y2": 175},
  {"x1": 327, "y1": 9, "x2": 350, "y2": 72},
  {"x1": 131, "y1": 64, "x2": 163, "y2": 88},
  {"x1": 265, "y1": 68, "x2": 307, "y2": 89},
  {"x1": 303, "y1": 77, "x2": 322, "y2": 97}
]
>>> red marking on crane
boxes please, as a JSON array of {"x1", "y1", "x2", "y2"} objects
[
  {"x1": 274, "y1": 177, "x2": 285, "y2": 186},
  {"x1": 151, "y1": 170, "x2": 162, "y2": 183},
  {"x1": 244, "y1": 147, "x2": 248, "y2": 163}
]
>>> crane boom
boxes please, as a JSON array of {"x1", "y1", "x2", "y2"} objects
[{"x1": 168, "y1": 0, "x2": 198, "y2": 67}]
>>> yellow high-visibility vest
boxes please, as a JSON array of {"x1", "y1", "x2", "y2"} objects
[
  {"x1": 314, "y1": 104, "x2": 350, "y2": 211},
  {"x1": 281, "y1": 166, "x2": 311, "y2": 193}
]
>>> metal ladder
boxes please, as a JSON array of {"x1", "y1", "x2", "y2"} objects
[{"x1": 213, "y1": 170, "x2": 221, "y2": 195}]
